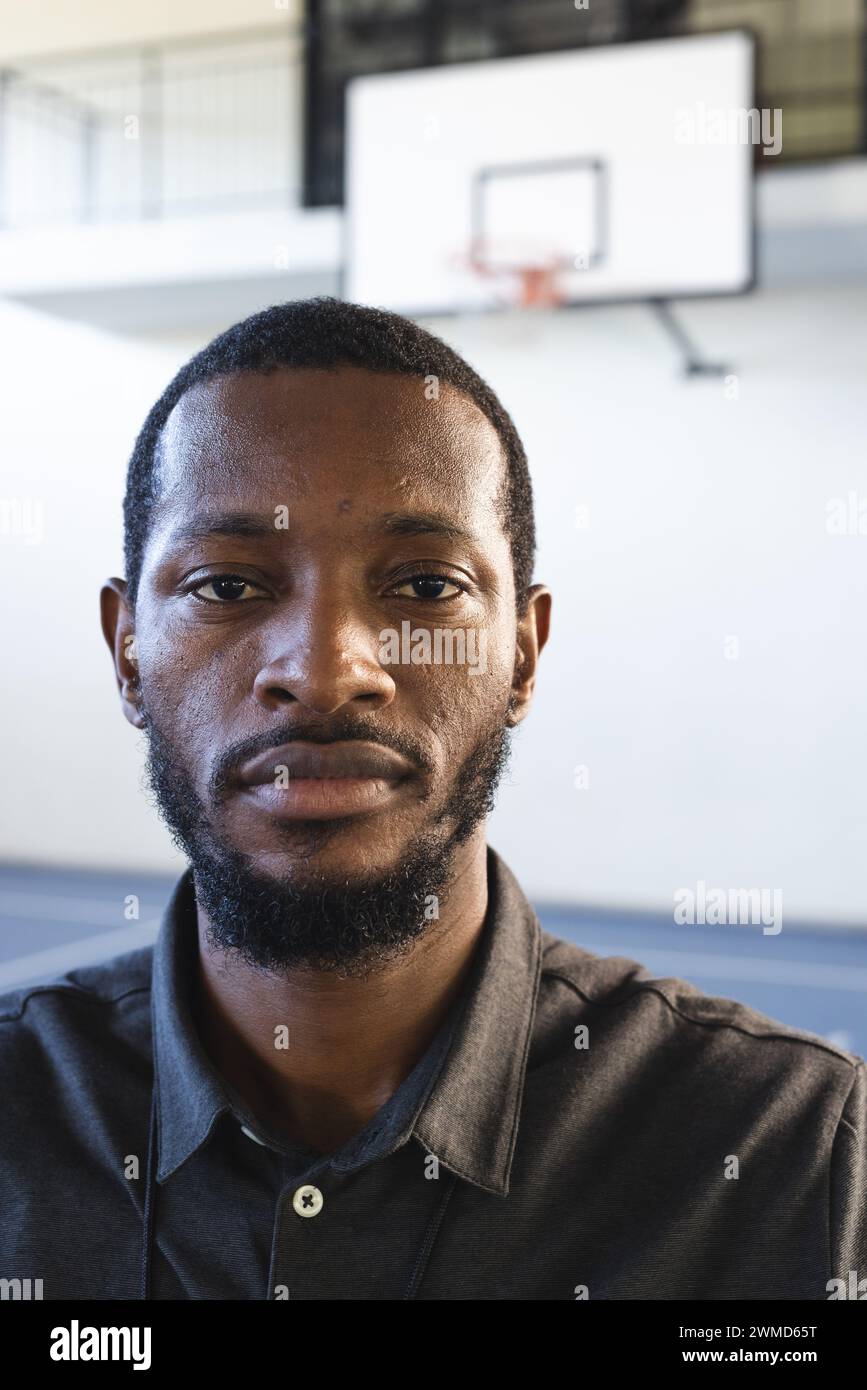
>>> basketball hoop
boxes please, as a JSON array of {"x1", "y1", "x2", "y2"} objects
[
  {"x1": 460, "y1": 235, "x2": 570, "y2": 309},
  {"x1": 511, "y1": 264, "x2": 565, "y2": 308}
]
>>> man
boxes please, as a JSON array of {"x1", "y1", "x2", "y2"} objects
[{"x1": 1, "y1": 298, "x2": 864, "y2": 1300}]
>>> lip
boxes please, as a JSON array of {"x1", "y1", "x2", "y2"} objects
[
  {"x1": 235, "y1": 741, "x2": 415, "y2": 822},
  {"x1": 238, "y1": 740, "x2": 415, "y2": 788}
]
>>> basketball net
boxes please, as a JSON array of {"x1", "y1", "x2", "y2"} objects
[{"x1": 465, "y1": 237, "x2": 567, "y2": 309}]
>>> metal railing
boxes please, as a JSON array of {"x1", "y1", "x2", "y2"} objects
[{"x1": 0, "y1": 23, "x2": 303, "y2": 228}]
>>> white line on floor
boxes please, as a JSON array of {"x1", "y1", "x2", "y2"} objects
[{"x1": 0, "y1": 921, "x2": 160, "y2": 992}]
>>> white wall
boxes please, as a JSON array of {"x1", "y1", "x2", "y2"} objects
[
  {"x1": 459, "y1": 285, "x2": 867, "y2": 923},
  {"x1": 1, "y1": 281, "x2": 865, "y2": 922},
  {"x1": 0, "y1": 303, "x2": 197, "y2": 876}
]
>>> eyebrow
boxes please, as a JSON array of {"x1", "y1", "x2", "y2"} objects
[
  {"x1": 170, "y1": 513, "x2": 278, "y2": 545},
  {"x1": 380, "y1": 512, "x2": 478, "y2": 545},
  {"x1": 168, "y1": 510, "x2": 479, "y2": 547}
]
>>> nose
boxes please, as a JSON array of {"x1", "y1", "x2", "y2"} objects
[{"x1": 251, "y1": 602, "x2": 397, "y2": 715}]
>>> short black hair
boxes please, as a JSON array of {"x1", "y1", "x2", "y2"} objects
[{"x1": 123, "y1": 296, "x2": 535, "y2": 612}]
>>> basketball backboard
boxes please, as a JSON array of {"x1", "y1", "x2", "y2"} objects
[{"x1": 344, "y1": 31, "x2": 755, "y2": 315}]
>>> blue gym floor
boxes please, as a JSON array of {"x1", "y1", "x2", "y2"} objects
[{"x1": 1, "y1": 864, "x2": 865, "y2": 1060}]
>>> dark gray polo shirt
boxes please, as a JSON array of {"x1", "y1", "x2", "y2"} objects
[{"x1": 1, "y1": 845, "x2": 865, "y2": 1300}]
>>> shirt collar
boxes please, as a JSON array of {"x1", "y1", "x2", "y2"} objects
[
  {"x1": 150, "y1": 845, "x2": 542, "y2": 1195},
  {"x1": 413, "y1": 846, "x2": 542, "y2": 1196},
  {"x1": 150, "y1": 868, "x2": 230, "y2": 1182}
]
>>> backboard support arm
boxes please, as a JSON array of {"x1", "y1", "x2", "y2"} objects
[{"x1": 649, "y1": 299, "x2": 730, "y2": 378}]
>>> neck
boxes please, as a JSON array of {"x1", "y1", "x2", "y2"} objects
[{"x1": 191, "y1": 835, "x2": 489, "y2": 1156}]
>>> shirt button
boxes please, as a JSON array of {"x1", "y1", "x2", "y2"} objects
[{"x1": 292, "y1": 1184, "x2": 324, "y2": 1218}]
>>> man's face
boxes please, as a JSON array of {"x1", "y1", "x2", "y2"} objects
[{"x1": 104, "y1": 365, "x2": 549, "y2": 973}]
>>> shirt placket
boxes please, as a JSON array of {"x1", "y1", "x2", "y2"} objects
[{"x1": 266, "y1": 1141, "x2": 452, "y2": 1300}]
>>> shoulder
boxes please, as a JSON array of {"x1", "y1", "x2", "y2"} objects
[
  {"x1": 0, "y1": 944, "x2": 154, "y2": 1073},
  {"x1": 535, "y1": 927, "x2": 864, "y2": 1114},
  {"x1": 527, "y1": 929, "x2": 867, "y2": 1291},
  {"x1": 0, "y1": 944, "x2": 156, "y2": 1266}
]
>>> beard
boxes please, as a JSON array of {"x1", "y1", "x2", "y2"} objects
[{"x1": 139, "y1": 697, "x2": 515, "y2": 979}]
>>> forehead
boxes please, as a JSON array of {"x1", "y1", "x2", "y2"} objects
[{"x1": 153, "y1": 365, "x2": 508, "y2": 518}]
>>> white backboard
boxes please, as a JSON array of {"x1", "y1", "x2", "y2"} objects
[{"x1": 345, "y1": 31, "x2": 756, "y2": 314}]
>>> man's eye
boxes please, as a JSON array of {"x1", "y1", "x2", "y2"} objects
[
  {"x1": 393, "y1": 574, "x2": 464, "y2": 600},
  {"x1": 188, "y1": 574, "x2": 266, "y2": 603}
]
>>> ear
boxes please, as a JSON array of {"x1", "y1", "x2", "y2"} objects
[
  {"x1": 100, "y1": 578, "x2": 145, "y2": 730},
  {"x1": 508, "y1": 584, "x2": 551, "y2": 727}
]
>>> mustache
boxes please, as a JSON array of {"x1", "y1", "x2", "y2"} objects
[{"x1": 210, "y1": 714, "x2": 435, "y2": 799}]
